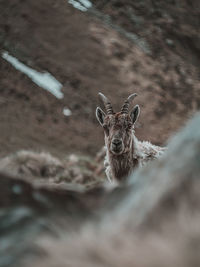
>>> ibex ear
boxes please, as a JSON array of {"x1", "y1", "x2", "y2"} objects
[
  {"x1": 96, "y1": 107, "x2": 106, "y2": 126},
  {"x1": 130, "y1": 105, "x2": 140, "y2": 124}
]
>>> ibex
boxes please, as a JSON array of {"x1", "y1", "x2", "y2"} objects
[{"x1": 96, "y1": 93, "x2": 166, "y2": 182}]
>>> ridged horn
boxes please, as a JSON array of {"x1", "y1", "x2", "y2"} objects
[
  {"x1": 121, "y1": 93, "x2": 137, "y2": 114},
  {"x1": 98, "y1": 92, "x2": 114, "y2": 115}
]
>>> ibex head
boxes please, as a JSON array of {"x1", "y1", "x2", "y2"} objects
[{"x1": 96, "y1": 93, "x2": 140, "y2": 155}]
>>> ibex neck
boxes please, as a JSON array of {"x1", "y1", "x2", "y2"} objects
[{"x1": 108, "y1": 141, "x2": 138, "y2": 182}]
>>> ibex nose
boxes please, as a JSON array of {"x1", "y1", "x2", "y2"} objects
[{"x1": 112, "y1": 139, "x2": 122, "y2": 147}]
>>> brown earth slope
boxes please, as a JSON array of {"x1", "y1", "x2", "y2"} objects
[{"x1": 0, "y1": 0, "x2": 199, "y2": 157}]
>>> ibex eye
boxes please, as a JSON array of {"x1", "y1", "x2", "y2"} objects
[{"x1": 103, "y1": 124, "x2": 109, "y2": 132}]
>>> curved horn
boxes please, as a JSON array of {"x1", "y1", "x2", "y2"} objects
[
  {"x1": 121, "y1": 93, "x2": 137, "y2": 114},
  {"x1": 98, "y1": 92, "x2": 114, "y2": 115}
]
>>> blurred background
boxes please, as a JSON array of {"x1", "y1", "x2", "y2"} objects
[{"x1": 0, "y1": 0, "x2": 199, "y2": 158}]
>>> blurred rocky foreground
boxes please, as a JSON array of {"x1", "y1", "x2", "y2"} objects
[
  {"x1": 0, "y1": 0, "x2": 200, "y2": 266},
  {"x1": 0, "y1": 111, "x2": 200, "y2": 267},
  {"x1": 0, "y1": 149, "x2": 107, "y2": 189}
]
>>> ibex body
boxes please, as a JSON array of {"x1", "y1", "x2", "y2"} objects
[{"x1": 96, "y1": 93, "x2": 166, "y2": 182}]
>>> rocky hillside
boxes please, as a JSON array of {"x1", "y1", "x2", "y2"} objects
[{"x1": 0, "y1": 0, "x2": 199, "y2": 158}]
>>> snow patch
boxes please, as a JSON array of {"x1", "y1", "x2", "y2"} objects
[
  {"x1": 68, "y1": 0, "x2": 92, "y2": 12},
  {"x1": 63, "y1": 107, "x2": 72, "y2": 116},
  {"x1": 2, "y1": 51, "x2": 64, "y2": 99}
]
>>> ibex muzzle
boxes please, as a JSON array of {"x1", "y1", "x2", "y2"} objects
[{"x1": 111, "y1": 138, "x2": 123, "y2": 154}]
